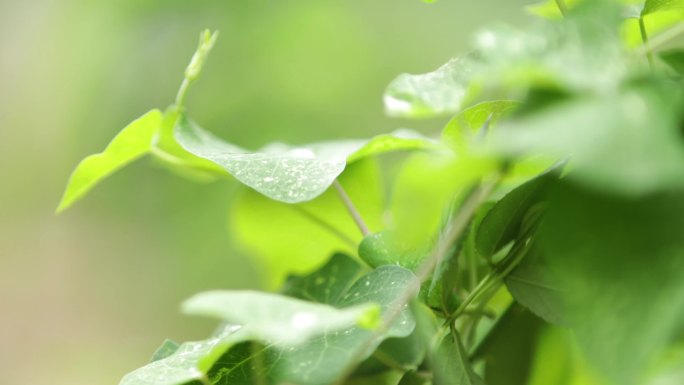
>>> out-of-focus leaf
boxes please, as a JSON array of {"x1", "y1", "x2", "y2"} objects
[
  {"x1": 150, "y1": 339, "x2": 181, "y2": 363},
  {"x1": 391, "y1": 152, "x2": 498, "y2": 249},
  {"x1": 175, "y1": 115, "x2": 435, "y2": 203},
  {"x1": 432, "y1": 334, "x2": 486, "y2": 385},
  {"x1": 646, "y1": 342, "x2": 684, "y2": 385},
  {"x1": 281, "y1": 253, "x2": 364, "y2": 304},
  {"x1": 57, "y1": 109, "x2": 163, "y2": 212},
  {"x1": 642, "y1": 0, "x2": 684, "y2": 16},
  {"x1": 526, "y1": 0, "x2": 583, "y2": 19},
  {"x1": 202, "y1": 265, "x2": 419, "y2": 385},
  {"x1": 472, "y1": 305, "x2": 544, "y2": 385},
  {"x1": 182, "y1": 290, "x2": 380, "y2": 345},
  {"x1": 538, "y1": 182, "x2": 684, "y2": 384},
  {"x1": 384, "y1": 55, "x2": 480, "y2": 118},
  {"x1": 660, "y1": 49, "x2": 684, "y2": 74},
  {"x1": 230, "y1": 159, "x2": 384, "y2": 287},
  {"x1": 441, "y1": 100, "x2": 519, "y2": 150},
  {"x1": 492, "y1": 81, "x2": 684, "y2": 196},
  {"x1": 622, "y1": 10, "x2": 684, "y2": 47}
]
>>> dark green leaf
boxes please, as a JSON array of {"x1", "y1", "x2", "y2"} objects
[
  {"x1": 473, "y1": 305, "x2": 544, "y2": 385},
  {"x1": 432, "y1": 334, "x2": 486, "y2": 385},
  {"x1": 538, "y1": 182, "x2": 684, "y2": 384},
  {"x1": 57, "y1": 109, "x2": 163, "y2": 212},
  {"x1": 660, "y1": 49, "x2": 684, "y2": 74},
  {"x1": 475, "y1": 170, "x2": 557, "y2": 259}
]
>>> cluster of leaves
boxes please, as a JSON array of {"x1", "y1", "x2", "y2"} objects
[{"x1": 59, "y1": 0, "x2": 684, "y2": 384}]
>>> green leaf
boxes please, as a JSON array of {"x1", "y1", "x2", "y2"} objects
[
  {"x1": 526, "y1": 0, "x2": 584, "y2": 19},
  {"x1": 504, "y1": 248, "x2": 567, "y2": 326},
  {"x1": 473, "y1": 305, "x2": 545, "y2": 385},
  {"x1": 57, "y1": 109, "x2": 163, "y2": 212},
  {"x1": 175, "y1": 115, "x2": 436, "y2": 203},
  {"x1": 642, "y1": 0, "x2": 684, "y2": 16},
  {"x1": 182, "y1": 290, "x2": 381, "y2": 345},
  {"x1": 120, "y1": 256, "x2": 419, "y2": 385},
  {"x1": 538, "y1": 182, "x2": 684, "y2": 384},
  {"x1": 120, "y1": 324, "x2": 244, "y2": 385},
  {"x1": 202, "y1": 265, "x2": 419, "y2": 385},
  {"x1": 431, "y1": 334, "x2": 486, "y2": 385},
  {"x1": 475, "y1": 169, "x2": 557, "y2": 259},
  {"x1": 660, "y1": 49, "x2": 684, "y2": 74},
  {"x1": 358, "y1": 231, "x2": 427, "y2": 270},
  {"x1": 230, "y1": 159, "x2": 385, "y2": 287},
  {"x1": 150, "y1": 339, "x2": 181, "y2": 363},
  {"x1": 492, "y1": 81, "x2": 684, "y2": 196},
  {"x1": 441, "y1": 100, "x2": 519, "y2": 150},
  {"x1": 384, "y1": 55, "x2": 479, "y2": 118}
]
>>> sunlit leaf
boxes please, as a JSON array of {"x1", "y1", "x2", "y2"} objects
[
  {"x1": 175, "y1": 114, "x2": 435, "y2": 203},
  {"x1": 642, "y1": 0, "x2": 684, "y2": 16},
  {"x1": 57, "y1": 109, "x2": 163, "y2": 212}
]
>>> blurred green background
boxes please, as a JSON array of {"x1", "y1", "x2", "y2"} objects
[{"x1": 0, "y1": 1, "x2": 532, "y2": 384}]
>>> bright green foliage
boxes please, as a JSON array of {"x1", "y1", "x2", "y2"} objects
[
  {"x1": 57, "y1": 109, "x2": 162, "y2": 212},
  {"x1": 642, "y1": 0, "x2": 684, "y2": 15},
  {"x1": 182, "y1": 290, "x2": 381, "y2": 345},
  {"x1": 58, "y1": 1, "x2": 684, "y2": 384}
]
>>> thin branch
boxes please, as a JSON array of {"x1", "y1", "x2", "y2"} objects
[
  {"x1": 290, "y1": 205, "x2": 357, "y2": 249},
  {"x1": 332, "y1": 177, "x2": 500, "y2": 385},
  {"x1": 555, "y1": 0, "x2": 569, "y2": 17},
  {"x1": 636, "y1": 22, "x2": 684, "y2": 56},
  {"x1": 333, "y1": 180, "x2": 371, "y2": 237},
  {"x1": 639, "y1": 17, "x2": 655, "y2": 69}
]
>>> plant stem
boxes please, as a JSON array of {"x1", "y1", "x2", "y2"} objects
[
  {"x1": 333, "y1": 180, "x2": 371, "y2": 237},
  {"x1": 175, "y1": 78, "x2": 192, "y2": 109},
  {"x1": 639, "y1": 17, "x2": 655, "y2": 69},
  {"x1": 332, "y1": 177, "x2": 500, "y2": 385},
  {"x1": 637, "y1": 22, "x2": 684, "y2": 56},
  {"x1": 554, "y1": 0, "x2": 569, "y2": 17},
  {"x1": 291, "y1": 205, "x2": 357, "y2": 248}
]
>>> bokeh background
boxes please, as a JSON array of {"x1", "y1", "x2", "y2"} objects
[{"x1": 0, "y1": 1, "x2": 532, "y2": 384}]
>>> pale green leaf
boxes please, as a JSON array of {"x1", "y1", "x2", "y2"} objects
[
  {"x1": 57, "y1": 109, "x2": 163, "y2": 212},
  {"x1": 175, "y1": 115, "x2": 435, "y2": 203},
  {"x1": 120, "y1": 324, "x2": 244, "y2": 385},
  {"x1": 358, "y1": 231, "x2": 427, "y2": 270},
  {"x1": 150, "y1": 339, "x2": 181, "y2": 363},
  {"x1": 202, "y1": 265, "x2": 419, "y2": 385},
  {"x1": 384, "y1": 55, "x2": 479, "y2": 118},
  {"x1": 491, "y1": 82, "x2": 684, "y2": 196},
  {"x1": 183, "y1": 290, "x2": 380, "y2": 346}
]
